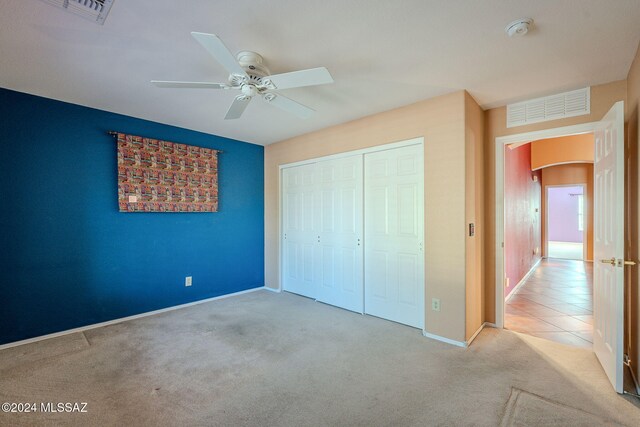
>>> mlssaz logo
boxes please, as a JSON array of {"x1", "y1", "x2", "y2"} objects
[{"x1": 40, "y1": 402, "x2": 88, "y2": 413}]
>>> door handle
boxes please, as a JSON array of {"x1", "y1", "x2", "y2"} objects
[{"x1": 600, "y1": 258, "x2": 637, "y2": 266}]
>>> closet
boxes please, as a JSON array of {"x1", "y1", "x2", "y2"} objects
[{"x1": 281, "y1": 140, "x2": 424, "y2": 328}]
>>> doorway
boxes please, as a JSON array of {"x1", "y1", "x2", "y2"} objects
[
  {"x1": 502, "y1": 142, "x2": 593, "y2": 349},
  {"x1": 494, "y1": 101, "x2": 626, "y2": 393},
  {"x1": 495, "y1": 122, "x2": 601, "y2": 328},
  {"x1": 546, "y1": 184, "x2": 587, "y2": 261}
]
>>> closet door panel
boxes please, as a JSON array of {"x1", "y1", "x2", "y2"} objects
[
  {"x1": 364, "y1": 145, "x2": 424, "y2": 328},
  {"x1": 282, "y1": 164, "x2": 318, "y2": 298},
  {"x1": 315, "y1": 155, "x2": 364, "y2": 313}
]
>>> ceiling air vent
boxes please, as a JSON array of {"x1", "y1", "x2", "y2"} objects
[
  {"x1": 506, "y1": 87, "x2": 590, "y2": 128},
  {"x1": 40, "y1": 0, "x2": 115, "y2": 25}
]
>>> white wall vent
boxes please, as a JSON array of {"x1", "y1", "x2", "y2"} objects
[
  {"x1": 40, "y1": 0, "x2": 115, "y2": 25},
  {"x1": 506, "y1": 87, "x2": 590, "y2": 128}
]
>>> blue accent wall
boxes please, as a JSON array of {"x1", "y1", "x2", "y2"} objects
[{"x1": 0, "y1": 88, "x2": 264, "y2": 345}]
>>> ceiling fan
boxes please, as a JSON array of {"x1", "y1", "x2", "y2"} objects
[{"x1": 151, "y1": 32, "x2": 334, "y2": 120}]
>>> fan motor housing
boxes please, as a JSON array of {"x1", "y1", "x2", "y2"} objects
[{"x1": 236, "y1": 51, "x2": 270, "y2": 78}]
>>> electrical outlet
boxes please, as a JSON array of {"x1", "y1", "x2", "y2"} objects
[
  {"x1": 185, "y1": 276, "x2": 192, "y2": 287},
  {"x1": 431, "y1": 298, "x2": 441, "y2": 312},
  {"x1": 505, "y1": 277, "x2": 510, "y2": 288}
]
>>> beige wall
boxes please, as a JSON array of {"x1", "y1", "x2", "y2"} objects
[
  {"x1": 483, "y1": 80, "x2": 627, "y2": 323},
  {"x1": 265, "y1": 91, "x2": 470, "y2": 342},
  {"x1": 465, "y1": 92, "x2": 484, "y2": 340},
  {"x1": 531, "y1": 134, "x2": 594, "y2": 170},
  {"x1": 626, "y1": 42, "x2": 640, "y2": 389},
  {"x1": 265, "y1": 53, "x2": 637, "y2": 351},
  {"x1": 540, "y1": 164, "x2": 594, "y2": 261}
]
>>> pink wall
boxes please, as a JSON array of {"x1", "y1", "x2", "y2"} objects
[
  {"x1": 504, "y1": 144, "x2": 542, "y2": 298},
  {"x1": 548, "y1": 186, "x2": 583, "y2": 243}
]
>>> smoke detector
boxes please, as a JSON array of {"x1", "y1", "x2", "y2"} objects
[{"x1": 505, "y1": 18, "x2": 534, "y2": 37}]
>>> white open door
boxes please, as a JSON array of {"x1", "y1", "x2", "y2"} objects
[{"x1": 593, "y1": 101, "x2": 625, "y2": 393}]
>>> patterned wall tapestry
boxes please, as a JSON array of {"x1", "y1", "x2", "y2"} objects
[{"x1": 116, "y1": 133, "x2": 219, "y2": 212}]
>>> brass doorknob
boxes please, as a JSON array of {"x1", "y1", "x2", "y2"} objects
[{"x1": 600, "y1": 258, "x2": 636, "y2": 266}]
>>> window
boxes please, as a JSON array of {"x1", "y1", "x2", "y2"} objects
[{"x1": 577, "y1": 194, "x2": 584, "y2": 232}]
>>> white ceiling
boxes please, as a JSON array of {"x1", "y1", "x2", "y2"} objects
[{"x1": 1, "y1": 1, "x2": 639, "y2": 145}]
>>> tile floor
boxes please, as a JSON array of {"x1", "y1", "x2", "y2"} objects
[{"x1": 505, "y1": 258, "x2": 593, "y2": 349}]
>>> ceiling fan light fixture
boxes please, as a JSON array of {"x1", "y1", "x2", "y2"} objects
[
  {"x1": 152, "y1": 33, "x2": 334, "y2": 120},
  {"x1": 505, "y1": 18, "x2": 534, "y2": 37},
  {"x1": 241, "y1": 84, "x2": 258, "y2": 97}
]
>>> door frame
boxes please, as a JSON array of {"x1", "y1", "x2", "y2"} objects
[
  {"x1": 495, "y1": 122, "x2": 599, "y2": 328},
  {"x1": 544, "y1": 183, "x2": 588, "y2": 261},
  {"x1": 278, "y1": 137, "x2": 424, "y2": 325}
]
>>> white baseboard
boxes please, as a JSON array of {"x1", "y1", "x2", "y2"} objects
[
  {"x1": 505, "y1": 258, "x2": 541, "y2": 302},
  {"x1": 423, "y1": 322, "x2": 496, "y2": 349},
  {"x1": 422, "y1": 330, "x2": 467, "y2": 348},
  {"x1": 263, "y1": 286, "x2": 281, "y2": 293},
  {"x1": 0, "y1": 286, "x2": 267, "y2": 351}
]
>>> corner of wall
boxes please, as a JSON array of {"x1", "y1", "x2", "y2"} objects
[{"x1": 464, "y1": 92, "x2": 485, "y2": 340}]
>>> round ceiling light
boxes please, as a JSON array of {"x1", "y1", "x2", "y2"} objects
[{"x1": 505, "y1": 18, "x2": 534, "y2": 37}]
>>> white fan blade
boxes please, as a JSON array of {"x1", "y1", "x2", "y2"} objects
[
  {"x1": 191, "y1": 32, "x2": 247, "y2": 78},
  {"x1": 151, "y1": 81, "x2": 228, "y2": 89},
  {"x1": 264, "y1": 67, "x2": 333, "y2": 90},
  {"x1": 264, "y1": 93, "x2": 314, "y2": 119},
  {"x1": 225, "y1": 96, "x2": 251, "y2": 120}
]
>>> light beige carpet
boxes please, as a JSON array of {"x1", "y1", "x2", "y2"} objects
[
  {"x1": 0, "y1": 290, "x2": 638, "y2": 426},
  {"x1": 501, "y1": 388, "x2": 624, "y2": 426}
]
